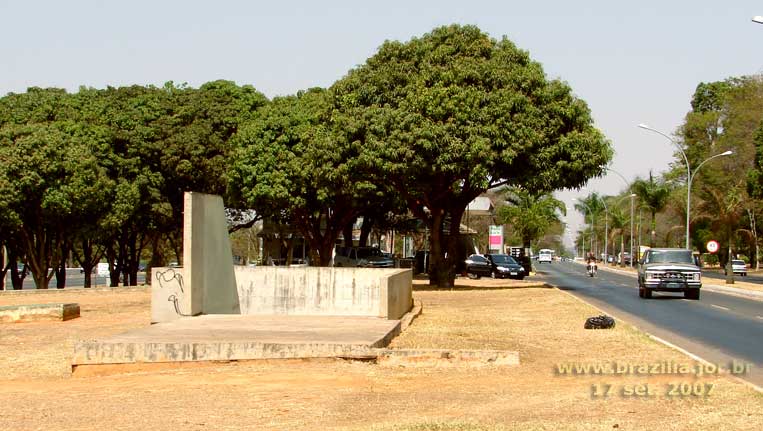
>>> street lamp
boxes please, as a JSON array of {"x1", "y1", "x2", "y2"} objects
[
  {"x1": 573, "y1": 198, "x2": 595, "y2": 259},
  {"x1": 607, "y1": 167, "x2": 637, "y2": 267},
  {"x1": 638, "y1": 124, "x2": 733, "y2": 250}
]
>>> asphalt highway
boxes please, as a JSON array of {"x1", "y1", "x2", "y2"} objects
[{"x1": 538, "y1": 261, "x2": 763, "y2": 389}]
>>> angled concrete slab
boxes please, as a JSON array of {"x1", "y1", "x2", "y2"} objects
[{"x1": 72, "y1": 315, "x2": 401, "y2": 367}]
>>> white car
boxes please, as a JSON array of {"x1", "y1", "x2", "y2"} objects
[{"x1": 725, "y1": 259, "x2": 747, "y2": 276}]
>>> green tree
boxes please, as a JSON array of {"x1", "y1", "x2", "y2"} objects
[
  {"x1": 0, "y1": 115, "x2": 113, "y2": 288},
  {"x1": 333, "y1": 24, "x2": 611, "y2": 287},
  {"x1": 229, "y1": 88, "x2": 380, "y2": 266},
  {"x1": 631, "y1": 171, "x2": 671, "y2": 247},
  {"x1": 497, "y1": 187, "x2": 566, "y2": 250}
]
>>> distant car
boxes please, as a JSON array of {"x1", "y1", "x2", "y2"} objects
[
  {"x1": 334, "y1": 246, "x2": 394, "y2": 268},
  {"x1": 637, "y1": 248, "x2": 701, "y2": 300},
  {"x1": 725, "y1": 259, "x2": 747, "y2": 276},
  {"x1": 465, "y1": 254, "x2": 525, "y2": 280}
]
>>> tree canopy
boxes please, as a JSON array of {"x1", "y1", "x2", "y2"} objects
[{"x1": 333, "y1": 24, "x2": 612, "y2": 286}]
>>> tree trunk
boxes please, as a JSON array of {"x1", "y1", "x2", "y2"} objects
[
  {"x1": 427, "y1": 209, "x2": 449, "y2": 287},
  {"x1": 342, "y1": 222, "x2": 354, "y2": 247},
  {"x1": 726, "y1": 226, "x2": 735, "y2": 285},
  {"x1": 359, "y1": 216, "x2": 373, "y2": 247},
  {"x1": 54, "y1": 239, "x2": 71, "y2": 289}
]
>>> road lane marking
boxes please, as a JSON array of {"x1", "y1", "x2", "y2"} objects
[{"x1": 710, "y1": 304, "x2": 730, "y2": 311}]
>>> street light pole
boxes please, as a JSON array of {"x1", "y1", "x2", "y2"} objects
[
  {"x1": 603, "y1": 200, "x2": 608, "y2": 262},
  {"x1": 607, "y1": 167, "x2": 637, "y2": 266},
  {"x1": 574, "y1": 198, "x2": 594, "y2": 259},
  {"x1": 638, "y1": 124, "x2": 733, "y2": 250}
]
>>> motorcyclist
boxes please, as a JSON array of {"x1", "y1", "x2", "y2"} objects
[{"x1": 586, "y1": 252, "x2": 597, "y2": 275}]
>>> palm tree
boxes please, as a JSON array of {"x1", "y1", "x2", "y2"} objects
[
  {"x1": 631, "y1": 171, "x2": 672, "y2": 247},
  {"x1": 498, "y1": 187, "x2": 566, "y2": 250},
  {"x1": 573, "y1": 192, "x2": 605, "y2": 257},
  {"x1": 607, "y1": 206, "x2": 629, "y2": 267}
]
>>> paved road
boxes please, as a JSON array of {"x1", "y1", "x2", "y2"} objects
[
  {"x1": 537, "y1": 262, "x2": 763, "y2": 389},
  {"x1": 3, "y1": 268, "x2": 145, "y2": 290}
]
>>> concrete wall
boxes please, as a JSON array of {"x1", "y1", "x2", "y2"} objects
[
  {"x1": 235, "y1": 267, "x2": 412, "y2": 319},
  {"x1": 382, "y1": 270, "x2": 414, "y2": 320}
]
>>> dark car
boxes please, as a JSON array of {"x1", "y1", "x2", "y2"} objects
[{"x1": 465, "y1": 253, "x2": 525, "y2": 280}]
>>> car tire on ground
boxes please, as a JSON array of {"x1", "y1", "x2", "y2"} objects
[
  {"x1": 644, "y1": 288, "x2": 652, "y2": 299},
  {"x1": 638, "y1": 287, "x2": 645, "y2": 298},
  {"x1": 491, "y1": 271, "x2": 497, "y2": 279},
  {"x1": 467, "y1": 272, "x2": 480, "y2": 280},
  {"x1": 684, "y1": 289, "x2": 700, "y2": 300}
]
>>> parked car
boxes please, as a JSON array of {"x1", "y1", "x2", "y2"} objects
[
  {"x1": 464, "y1": 253, "x2": 525, "y2": 280},
  {"x1": 637, "y1": 248, "x2": 701, "y2": 300},
  {"x1": 334, "y1": 246, "x2": 394, "y2": 268},
  {"x1": 725, "y1": 259, "x2": 747, "y2": 276}
]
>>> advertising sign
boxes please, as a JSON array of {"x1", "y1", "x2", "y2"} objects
[{"x1": 489, "y1": 225, "x2": 503, "y2": 252}]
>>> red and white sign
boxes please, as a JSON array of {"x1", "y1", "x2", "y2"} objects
[{"x1": 706, "y1": 240, "x2": 719, "y2": 254}]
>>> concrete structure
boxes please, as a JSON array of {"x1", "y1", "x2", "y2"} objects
[
  {"x1": 151, "y1": 191, "x2": 414, "y2": 323},
  {"x1": 1, "y1": 303, "x2": 80, "y2": 323},
  {"x1": 72, "y1": 314, "x2": 401, "y2": 367},
  {"x1": 182, "y1": 192, "x2": 239, "y2": 316},
  {"x1": 89, "y1": 191, "x2": 416, "y2": 370},
  {"x1": 235, "y1": 266, "x2": 412, "y2": 319}
]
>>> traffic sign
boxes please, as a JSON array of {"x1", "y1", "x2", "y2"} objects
[{"x1": 706, "y1": 240, "x2": 719, "y2": 253}]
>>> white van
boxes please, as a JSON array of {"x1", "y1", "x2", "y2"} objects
[
  {"x1": 96, "y1": 263, "x2": 110, "y2": 277},
  {"x1": 538, "y1": 249, "x2": 553, "y2": 263}
]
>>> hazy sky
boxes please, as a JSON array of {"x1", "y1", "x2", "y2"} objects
[{"x1": 2, "y1": 1, "x2": 761, "y2": 250}]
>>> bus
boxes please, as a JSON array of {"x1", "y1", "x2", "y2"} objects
[{"x1": 538, "y1": 249, "x2": 553, "y2": 264}]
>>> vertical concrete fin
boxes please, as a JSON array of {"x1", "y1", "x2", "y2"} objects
[{"x1": 184, "y1": 191, "x2": 240, "y2": 315}]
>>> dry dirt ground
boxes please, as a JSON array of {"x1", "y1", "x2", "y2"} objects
[{"x1": 0, "y1": 281, "x2": 761, "y2": 431}]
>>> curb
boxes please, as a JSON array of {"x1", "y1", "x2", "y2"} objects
[{"x1": 554, "y1": 286, "x2": 763, "y2": 394}]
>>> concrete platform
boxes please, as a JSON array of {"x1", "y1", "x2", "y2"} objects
[
  {"x1": 0, "y1": 303, "x2": 80, "y2": 323},
  {"x1": 72, "y1": 315, "x2": 401, "y2": 367}
]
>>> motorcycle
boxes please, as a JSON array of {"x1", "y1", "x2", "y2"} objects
[{"x1": 586, "y1": 262, "x2": 598, "y2": 277}]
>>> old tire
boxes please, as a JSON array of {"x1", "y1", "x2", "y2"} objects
[{"x1": 584, "y1": 315, "x2": 616, "y2": 329}]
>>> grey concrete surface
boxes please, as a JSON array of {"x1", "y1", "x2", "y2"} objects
[
  {"x1": 72, "y1": 314, "x2": 401, "y2": 366},
  {"x1": 182, "y1": 192, "x2": 239, "y2": 317}
]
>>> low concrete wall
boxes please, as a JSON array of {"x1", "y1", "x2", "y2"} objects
[
  {"x1": 0, "y1": 303, "x2": 80, "y2": 323},
  {"x1": 382, "y1": 270, "x2": 413, "y2": 320},
  {"x1": 235, "y1": 267, "x2": 412, "y2": 319}
]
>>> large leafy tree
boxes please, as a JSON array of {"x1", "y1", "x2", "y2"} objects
[
  {"x1": 333, "y1": 24, "x2": 612, "y2": 287},
  {"x1": 229, "y1": 88, "x2": 382, "y2": 266},
  {"x1": 498, "y1": 187, "x2": 565, "y2": 250},
  {"x1": 0, "y1": 88, "x2": 114, "y2": 288}
]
